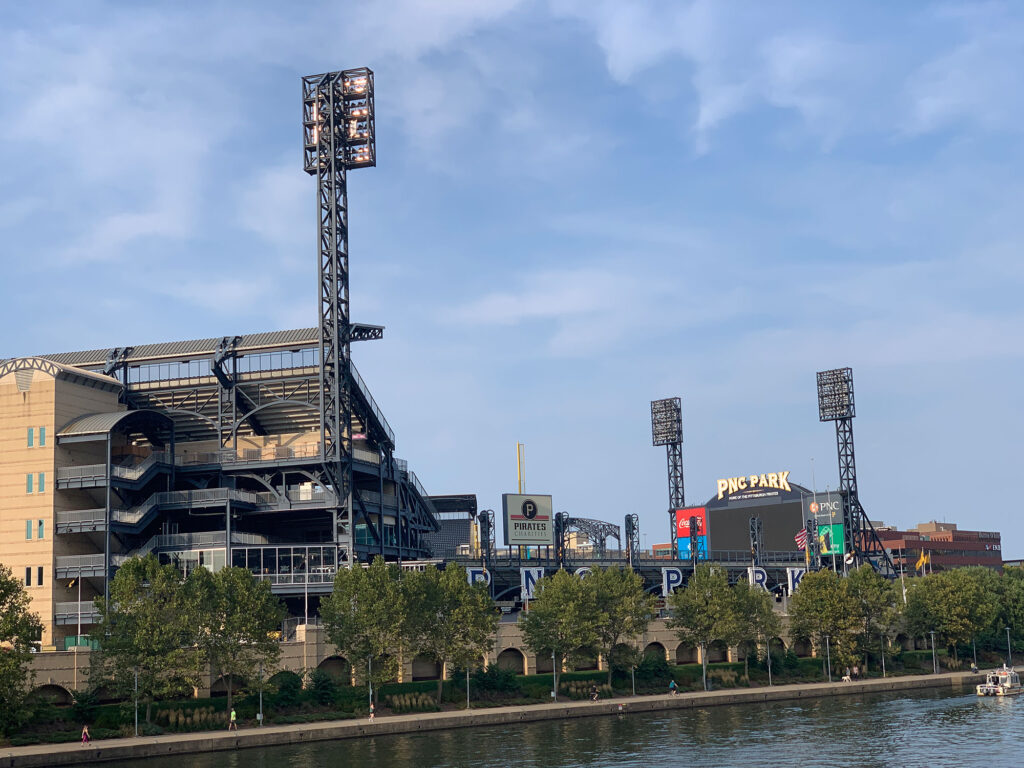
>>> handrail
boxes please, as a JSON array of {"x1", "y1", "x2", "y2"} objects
[{"x1": 351, "y1": 362, "x2": 395, "y2": 445}]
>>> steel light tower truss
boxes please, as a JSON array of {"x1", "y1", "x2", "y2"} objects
[
  {"x1": 816, "y1": 368, "x2": 894, "y2": 575},
  {"x1": 567, "y1": 517, "x2": 621, "y2": 559},
  {"x1": 303, "y1": 67, "x2": 376, "y2": 566},
  {"x1": 749, "y1": 516, "x2": 764, "y2": 567},
  {"x1": 651, "y1": 397, "x2": 684, "y2": 544},
  {"x1": 625, "y1": 513, "x2": 640, "y2": 568}
]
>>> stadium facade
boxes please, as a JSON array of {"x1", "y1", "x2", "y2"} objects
[{"x1": 0, "y1": 331, "x2": 438, "y2": 650}]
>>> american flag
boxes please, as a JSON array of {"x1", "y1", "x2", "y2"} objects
[{"x1": 794, "y1": 529, "x2": 808, "y2": 550}]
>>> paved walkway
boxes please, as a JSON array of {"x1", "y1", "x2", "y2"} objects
[{"x1": 0, "y1": 671, "x2": 981, "y2": 768}]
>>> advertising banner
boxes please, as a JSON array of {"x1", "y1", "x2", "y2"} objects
[
  {"x1": 817, "y1": 523, "x2": 845, "y2": 555},
  {"x1": 803, "y1": 492, "x2": 844, "y2": 524},
  {"x1": 674, "y1": 507, "x2": 707, "y2": 539},
  {"x1": 502, "y1": 494, "x2": 554, "y2": 546},
  {"x1": 677, "y1": 536, "x2": 708, "y2": 560}
]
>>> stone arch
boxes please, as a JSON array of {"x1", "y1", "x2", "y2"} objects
[
  {"x1": 895, "y1": 634, "x2": 913, "y2": 651},
  {"x1": 412, "y1": 654, "x2": 441, "y2": 681},
  {"x1": 496, "y1": 648, "x2": 526, "y2": 675},
  {"x1": 210, "y1": 675, "x2": 246, "y2": 697},
  {"x1": 769, "y1": 637, "x2": 786, "y2": 655},
  {"x1": 791, "y1": 639, "x2": 811, "y2": 657},
  {"x1": 643, "y1": 642, "x2": 667, "y2": 661},
  {"x1": 535, "y1": 652, "x2": 553, "y2": 673},
  {"x1": 317, "y1": 655, "x2": 351, "y2": 683},
  {"x1": 706, "y1": 640, "x2": 728, "y2": 663},
  {"x1": 268, "y1": 670, "x2": 302, "y2": 688},
  {"x1": 914, "y1": 636, "x2": 929, "y2": 651},
  {"x1": 675, "y1": 643, "x2": 698, "y2": 664},
  {"x1": 574, "y1": 652, "x2": 598, "y2": 671},
  {"x1": 31, "y1": 683, "x2": 73, "y2": 706}
]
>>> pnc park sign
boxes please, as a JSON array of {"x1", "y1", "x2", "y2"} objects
[
  {"x1": 716, "y1": 471, "x2": 792, "y2": 500},
  {"x1": 502, "y1": 493, "x2": 554, "y2": 547}
]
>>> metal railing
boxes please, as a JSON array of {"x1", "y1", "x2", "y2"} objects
[
  {"x1": 110, "y1": 488, "x2": 279, "y2": 526},
  {"x1": 55, "y1": 602, "x2": 101, "y2": 622},
  {"x1": 55, "y1": 554, "x2": 105, "y2": 570},
  {"x1": 408, "y1": 470, "x2": 429, "y2": 499},
  {"x1": 351, "y1": 362, "x2": 395, "y2": 444},
  {"x1": 358, "y1": 490, "x2": 399, "y2": 509},
  {"x1": 55, "y1": 509, "x2": 107, "y2": 530}
]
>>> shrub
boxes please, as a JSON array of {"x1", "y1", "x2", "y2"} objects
[
  {"x1": 471, "y1": 666, "x2": 520, "y2": 694},
  {"x1": 309, "y1": 669, "x2": 340, "y2": 705}
]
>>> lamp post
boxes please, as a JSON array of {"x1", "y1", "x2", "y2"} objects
[
  {"x1": 930, "y1": 631, "x2": 937, "y2": 674},
  {"x1": 1006, "y1": 627, "x2": 1013, "y2": 667},
  {"x1": 258, "y1": 661, "x2": 264, "y2": 727},
  {"x1": 134, "y1": 667, "x2": 139, "y2": 737},
  {"x1": 766, "y1": 636, "x2": 773, "y2": 687},
  {"x1": 880, "y1": 635, "x2": 886, "y2": 678},
  {"x1": 824, "y1": 635, "x2": 832, "y2": 682},
  {"x1": 466, "y1": 665, "x2": 470, "y2": 710},
  {"x1": 631, "y1": 665, "x2": 636, "y2": 696},
  {"x1": 551, "y1": 650, "x2": 557, "y2": 701}
]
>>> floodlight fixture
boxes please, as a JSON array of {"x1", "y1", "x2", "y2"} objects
[
  {"x1": 302, "y1": 67, "x2": 376, "y2": 175},
  {"x1": 651, "y1": 397, "x2": 683, "y2": 446},
  {"x1": 817, "y1": 367, "x2": 855, "y2": 422}
]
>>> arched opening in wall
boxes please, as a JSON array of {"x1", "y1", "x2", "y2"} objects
[
  {"x1": 574, "y1": 652, "x2": 598, "y2": 671},
  {"x1": 535, "y1": 652, "x2": 553, "y2": 674},
  {"x1": 496, "y1": 648, "x2": 526, "y2": 675},
  {"x1": 769, "y1": 637, "x2": 786, "y2": 656},
  {"x1": 895, "y1": 634, "x2": 912, "y2": 651},
  {"x1": 30, "y1": 684, "x2": 73, "y2": 706},
  {"x1": 643, "y1": 642, "x2": 666, "y2": 662},
  {"x1": 210, "y1": 675, "x2": 248, "y2": 697},
  {"x1": 269, "y1": 670, "x2": 302, "y2": 689},
  {"x1": 412, "y1": 654, "x2": 441, "y2": 681},
  {"x1": 791, "y1": 639, "x2": 811, "y2": 658},
  {"x1": 318, "y1": 655, "x2": 351, "y2": 683},
  {"x1": 915, "y1": 637, "x2": 929, "y2": 651},
  {"x1": 675, "y1": 644, "x2": 697, "y2": 664},
  {"x1": 706, "y1": 640, "x2": 728, "y2": 663}
]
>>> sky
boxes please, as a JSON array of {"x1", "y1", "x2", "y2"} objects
[{"x1": 1, "y1": 1, "x2": 1022, "y2": 557}]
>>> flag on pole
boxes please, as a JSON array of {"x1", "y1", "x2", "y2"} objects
[
  {"x1": 915, "y1": 550, "x2": 929, "y2": 571},
  {"x1": 794, "y1": 529, "x2": 808, "y2": 551}
]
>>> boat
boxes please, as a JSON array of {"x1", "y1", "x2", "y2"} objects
[{"x1": 976, "y1": 666, "x2": 1023, "y2": 697}]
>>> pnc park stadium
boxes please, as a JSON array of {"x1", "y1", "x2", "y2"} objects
[{"x1": 0, "y1": 67, "x2": 1003, "y2": 700}]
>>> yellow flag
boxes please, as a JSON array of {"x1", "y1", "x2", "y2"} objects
[{"x1": 915, "y1": 550, "x2": 927, "y2": 570}]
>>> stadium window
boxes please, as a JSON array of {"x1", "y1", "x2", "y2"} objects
[
  {"x1": 37, "y1": 473, "x2": 45, "y2": 493},
  {"x1": 37, "y1": 567, "x2": 43, "y2": 586},
  {"x1": 27, "y1": 427, "x2": 34, "y2": 447},
  {"x1": 26, "y1": 474, "x2": 33, "y2": 493},
  {"x1": 38, "y1": 520, "x2": 44, "y2": 539},
  {"x1": 39, "y1": 427, "x2": 45, "y2": 446},
  {"x1": 25, "y1": 568, "x2": 31, "y2": 587},
  {"x1": 26, "y1": 520, "x2": 32, "y2": 540}
]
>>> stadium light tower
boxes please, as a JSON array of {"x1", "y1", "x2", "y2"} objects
[
  {"x1": 303, "y1": 68, "x2": 376, "y2": 567},
  {"x1": 651, "y1": 397, "x2": 684, "y2": 547},
  {"x1": 816, "y1": 367, "x2": 894, "y2": 574}
]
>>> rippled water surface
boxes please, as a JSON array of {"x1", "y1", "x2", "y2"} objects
[{"x1": 115, "y1": 688, "x2": 1021, "y2": 768}]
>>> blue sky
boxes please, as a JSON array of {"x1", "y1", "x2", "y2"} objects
[{"x1": 1, "y1": 2, "x2": 1022, "y2": 556}]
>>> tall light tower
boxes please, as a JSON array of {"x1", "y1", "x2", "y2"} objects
[
  {"x1": 816, "y1": 368, "x2": 894, "y2": 574},
  {"x1": 303, "y1": 68, "x2": 376, "y2": 566},
  {"x1": 651, "y1": 397, "x2": 684, "y2": 547}
]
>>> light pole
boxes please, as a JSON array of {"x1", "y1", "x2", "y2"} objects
[
  {"x1": 466, "y1": 665, "x2": 470, "y2": 710},
  {"x1": 258, "y1": 661, "x2": 264, "y2": 727},
  {"x1": 368, "y1": 657, "x2": 373, "y2": 712},
  {"x1": 631, "y1": 665, "x2": 636, "y2": 696},
  {"x1": 134, "y1": 667, "x2": 139, "y2": 737},
  {"x1": 880, "y1": 635, "x2": 886, "y2": 678},
  {"x1": 930, "y1": 631, "x2": 937, "y2": 674},
  {"x1": 972, "y1": 637, "x2": 977, "y2": 671},
  {"x1": 1006, "y1": 627, "x2": 1013, "y2": 667},
  {"x1": 824, "y1": 635, "x2": 832, "y2": 682},
  {"x1": 766, "y1": 636, "x2": 773, "y2": 687},
  {"x1": 551, "y1": 650, "x2": 557, "y2": 701}
]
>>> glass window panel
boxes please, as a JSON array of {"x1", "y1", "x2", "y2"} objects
[
  {"x1": 25, "y1": 568, "x2": 31, "y2": 586},
  {"x1": 27, "y1": 427, "x2": 33, "y2": 447},
  {"x1": 26, "y1": 474, "x2": 32, "y2": 494},
  {"x1": 37, "y1": 567, "x2": 43, "y2": 586},
  {"x1": 25, "y1": 520, "x2": 32, "y2": 540},
  {"x1": 247, "y1": 549, "x2": 260, "y2": 571},
  {"x1": 38, "y1": 520, "x2": 44, "y2": 539},
  {"x1": 264, "y1": 549, "x2": 276, "y2": 574},
  {"x1": 37, "y1": 473, "x2": 44, "y2": 493},
  {"x1": 39, "y1": 427, "x2": 45, "y2": 446},
  {"x1": 212, "y1": 549, "x2": 225, "y2": 572},
  {"x1": 323, "y1": 548, "x2": 335, "y2": 568},
  {"x1": 232, "y1": 549, "x2": 246, "y2": 569}
]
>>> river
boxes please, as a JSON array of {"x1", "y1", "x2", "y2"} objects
[{"x1": 111, "y1": 688, "x2": 1019, "y2": 768}]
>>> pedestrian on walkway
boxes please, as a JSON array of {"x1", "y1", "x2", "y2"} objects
[
  {"x1": 369, "y1": 702, "x2": 375, "y2": 721},
  {"x1": 668, "y1": 679, "x2": 678, "y2": 696},
  {"x1": 228, "y1": 708, "x2": 237, "y2": 731},
  {"x1": 81, "y1": 725, "x2": 90, "y2": 745}
]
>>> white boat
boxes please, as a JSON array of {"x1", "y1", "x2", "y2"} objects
[{"x1": 976, "y1": 666, "x2": 1023, "y2": 697}]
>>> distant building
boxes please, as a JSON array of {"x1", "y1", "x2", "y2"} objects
[{"x1": 875, "y1": 521, "x2": 1002, "y2": 573}]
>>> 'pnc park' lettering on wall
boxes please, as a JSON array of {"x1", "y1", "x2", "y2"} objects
[{"x1": 716, "y1": 471, "x2": 791, "y2": 500}]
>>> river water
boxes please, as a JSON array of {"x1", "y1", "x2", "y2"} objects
[{"x1": 113, "y1": 688, "x2": 1020, "y2": 768}]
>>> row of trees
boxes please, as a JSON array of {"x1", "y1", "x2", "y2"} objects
[
  {"x1": 0, "y1": 564, "x2": 45, "y2": 736},
  {"x1": 91, "y1": 556, "x2": 284, "y2": 722},
  {"x1": 321, "y1": 558, "x2": 498, "y2": 704},
  {"x1": 789, "y1": 564, "x2": 1023, "y2": 672}
]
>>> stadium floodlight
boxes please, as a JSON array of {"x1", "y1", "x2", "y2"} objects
[
  {"x1": 816, "y1": 367, "x2": 855, "y2": 422},
  {"x1": 651, "y1": 397, "x2": 683, "y2": 446}
]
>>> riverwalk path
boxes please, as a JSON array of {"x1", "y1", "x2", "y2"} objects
[{"x1": 1, "y1": 671, "x2": 982, "y2": 768}]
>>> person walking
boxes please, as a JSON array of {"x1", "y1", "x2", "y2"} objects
[
  {"x1": 668, "y1": 679, "x2": 678, "y2": 696},
  {"x1": 81, "y1": 725, "x2": 90, "y2": 745},
  {"x1": 228, "y1": 708, "x2": 238, "y2": 731},
  {"x1": 369, "y1": 701, "x2": 375, "y2": 721}
]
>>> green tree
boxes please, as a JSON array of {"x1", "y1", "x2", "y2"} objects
[
  {"x1": 933, "y1": 568, "x2": 1000, "y2": 662},
  {"x1": 723, "y1": 580, "x2": 781, "y2": 679},
  {"x1": 845, "y1": 564, "x2": 898, "y2": 671},
  {"x1": 321, "y1": 557, "x2": 405, "y2": 705},
  {"x1": 589, "y1": 567, "x2": 656, "y2": 686},
  {"x1": 403, "y1": 564, "x2": 498, "y2": 703},
  {"x1": 191, "y1": 566, "x2": 285, "y2": 714},
  {"x1": 90, "y1": 555, "x2": 203, "y2": 723},
  {"x1": 997, "y1": 566, "x2": 1024, "y2": 646},
  {"x1": 520, "y1": 570, "x2": 599, "y2": 701},
  {"x1": 788, "y1": 569, "x2": 859, "y2": 675},
  {"x1": 667, "y1": 564, "x2": 733, "y2": 691},
  {"x1": 0, "y1": 564, "x2": 43, "y2": 737}
]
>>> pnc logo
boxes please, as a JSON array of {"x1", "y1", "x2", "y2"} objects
[{"x1": 809, "y1": 502, "x2": 820, "y2": 514}]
